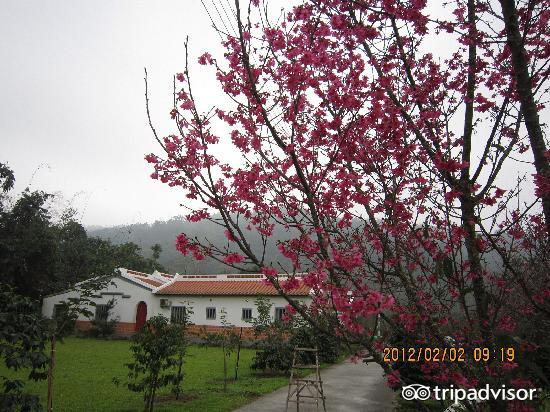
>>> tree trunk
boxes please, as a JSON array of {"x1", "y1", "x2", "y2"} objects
[
  {"x1": 176, "y1": 356, "x2": 182, "y2": 400},
  {"x1": 461, "y1": 194, "x2": 492, "y2": 344},
  {"x1": 144, "y1": 387, "x2": 150, "y2": 412},
  {"x1": 499, "y1": 0, "x2": 550, "y2": 236},
  {"x1": 46, "y1": 334, "x2": 56, "y2": 412},
  {"x1": 459, "y1": 0, "x2": 492, "y2": 347},
  {"x1": 223, "y1": 342, "x2": 227, "y2": 392},
  {"x1": 234, "y1": 327, "x2": 243, "y2": 381},
  {"x1": 149, "y1": 374, "x2": 158, "y2": 412}
]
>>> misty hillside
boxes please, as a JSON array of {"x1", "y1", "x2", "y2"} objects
[
  {"x1": 88, "y1": 216, "x2": 506, "y2": 277},
  {"x1": 87, "y1": 217, "x2": 294, "y2": 275}
]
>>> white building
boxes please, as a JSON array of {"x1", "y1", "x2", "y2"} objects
[{"x1": 41, "y1": 268, "x2": 311, "y2": 337}]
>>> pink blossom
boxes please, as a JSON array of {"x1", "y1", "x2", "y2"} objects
[
  {"x1": 332, "y1": 248, "x2": 363, "y2": 271},
  {"x1": 261, "y1": 267, "x2": 278, "y2": 277},
  {"x1": 175, "y1": 233, "x2": 190, "y2": 255},
  {"x1": 496, "y1": 315, "x2": 516, "y2": 333},
  {"x1": 224, "y1": 229, "x2": 236, "y2": 241},
  {"x1": 198, "y1": 52, "x2": 213, "y2": 65},
  {"x1": 501, "y1": 362, "x2": 518, "y2": 372},
  {"x1": 224, "y1": 253, "x2": 245, "y2": 264},
  {"x1": 386, "y1": 370, "x2": 401, "y2": 388},
  {"x1": 144, "y1": 154, "x2": 158, "y2": 163},
  {"x1": 281, "y1": 276, "x2": 300, "y2": 291}
]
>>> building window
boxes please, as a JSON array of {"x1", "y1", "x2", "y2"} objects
[
  {"x1": 95, "y1": 304, "x2": 109, "y2": 321},
  {"x1": 53, "y1": 304, "x2": 65, "y2": 319},
  {"x1": 242, "y1": 308, "x2": 252, "y2": 321},
  {"x1": 206, "y1": 307, "x2": 216, "y2": 320},
  {"x1": 275, "y1": 307, "x2": 286, "y2": 321},
  {"x1": 171, "y1": 306, "x2": 187, "y2": 324}
]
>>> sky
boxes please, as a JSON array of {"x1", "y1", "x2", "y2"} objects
[
  {"x1": 0, "y1": 0, "x2": 262, "y2": 227},
  {"x1": 0, "y1": 1, "x2": 545, "y2": 228}
]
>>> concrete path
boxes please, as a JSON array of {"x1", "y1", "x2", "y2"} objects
[{"x1": 234, "y1": 360, "x2": 396, "y2": 412}]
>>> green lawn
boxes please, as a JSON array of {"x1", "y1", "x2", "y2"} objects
[{"x1": 1, "y1": 337, "x2": 296, "y2": 412}]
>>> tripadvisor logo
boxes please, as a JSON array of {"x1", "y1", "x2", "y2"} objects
[
  {"x1": 401, "y1": 384, "x2": 431, "y2": 401},
  {"x1": 401, "y1": 384, "x2": 538, "y2": 402}
]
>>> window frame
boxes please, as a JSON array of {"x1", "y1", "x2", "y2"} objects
[
  {"x1": 274, "y1": 307, "x2": 286, "y2": 321},
  {"x1": 94, "y1": 304, "x2": 109, "y2": 322},
  {"x1": 170, "y1": 306, "x2": 187, "y2": 325},
  {"x1": 53, "y1": 304, "x2": 65, "y2": 319},
  {"x1": 206, "y1": 307, "x2": 216, "y2": 320},
  {"x1": 241, "y1": 308, "x2": 252, "y2": 321}
]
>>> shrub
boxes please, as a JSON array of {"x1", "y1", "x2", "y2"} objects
[
  {"x1": 250, "y1": 298, "x2": 342, "y2": 374},
  {"x1": 251, "y1": 344, "x2": 294, "y2": 373},
  {"x1": 120, "y1": 315, "x2": 186, "y2": 412},
  {"x1": 89, "y1": 299, "x2": 119, "y2": 338},
  {"x1": 89, "y1": 319, "x2": 118, "y2": 338},
  {"x1": 250, "y1": 297, "x2": 293, "y2": 374},
  {"x1": 203, "y1": 308, "x2": 242, "y2": 391},
  {"x1": 290, "y1": 320, "x2": 341, "y2": 364},
  {"x1": 0, "y1": 283, "x2": 48, "y2": 412}
]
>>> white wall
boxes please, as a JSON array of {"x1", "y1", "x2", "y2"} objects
[
  {"x1": 155, "y1": 295, "x2": 311, "y2": 327},
  {"x1": 41, "y1": 276, "x2": 165, "y2": 323}
]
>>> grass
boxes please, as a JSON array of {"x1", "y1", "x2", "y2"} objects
[{"x1": 0, "y1": 337, "x2": 304, "y2": 412}]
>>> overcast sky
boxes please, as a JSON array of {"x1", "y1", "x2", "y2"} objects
[
  {"x1": 0, "y1": 0, "x2": 257, "y2": 227},
  {"x1": 0, "y1": 1, "x2": 544, "y2": 228}
]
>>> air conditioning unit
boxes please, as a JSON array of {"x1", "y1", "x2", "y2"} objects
[{"x1": 160, "y1": 299, "x2": 172, "y2": 308}]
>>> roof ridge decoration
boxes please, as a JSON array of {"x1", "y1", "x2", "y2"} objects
[
  {"x1": 150, "y1": 270, "x2": 172, "y2": 283},
  {"x1": 119, "y1": 267, "x2": 163, "y2": 290},
  {"x1": 152, "y1": 273, "x2": 180, "y2": 294},
  {"x1": 125, "y1": 269, "x2": 150, "y2": 277},
  {"x1": 153, "y1": 270, "x2": 175, "y2": 279}
]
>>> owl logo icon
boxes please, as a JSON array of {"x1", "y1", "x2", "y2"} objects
[{"x1": 401, "y1": 384, "x2": 431, "y2": 401}]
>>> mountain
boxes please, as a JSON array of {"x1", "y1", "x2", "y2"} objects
[{"x1": 87, "y1": 216, "x2": 294, "y2": 275}]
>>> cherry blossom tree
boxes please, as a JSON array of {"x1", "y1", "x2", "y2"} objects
[{"x1": 146, "y1": 0, "x2": 549, "y2": 410}]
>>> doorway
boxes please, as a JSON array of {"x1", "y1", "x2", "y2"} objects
[{"x1": 135, "y1": 301, "x2": 147, "y2": 331}]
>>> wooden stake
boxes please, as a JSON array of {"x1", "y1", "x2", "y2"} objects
[{"x1": 47, "y1": 334, "x2": 57, "y2": 412}]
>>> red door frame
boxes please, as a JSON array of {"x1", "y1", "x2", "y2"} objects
[{"x1": 135, "y1": 301, "x2": 147, "y2": 331}]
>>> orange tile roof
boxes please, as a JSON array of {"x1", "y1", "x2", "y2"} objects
[
  {"x1": 155, "y1": 280, "x2": 310, "y2": 296},
  {"x1": 133, "y1": 276, "x2": 164, "y2": 287}
]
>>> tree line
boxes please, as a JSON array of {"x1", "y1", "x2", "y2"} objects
[{"x1": 0, "y1": 162, "x2": 165, "y2": 300}]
